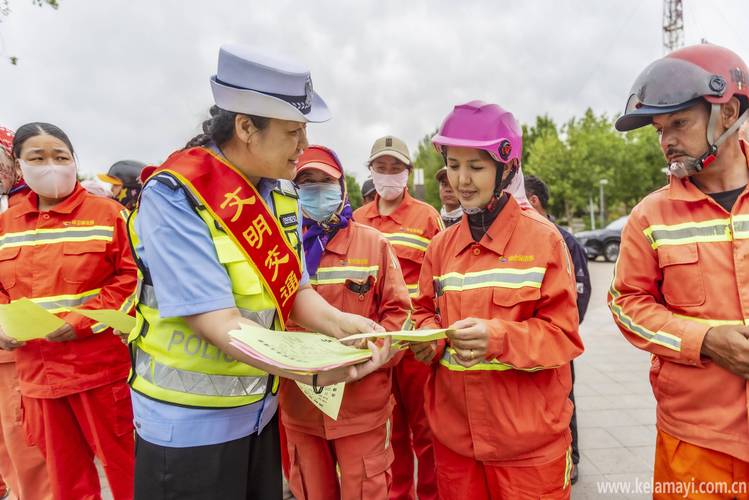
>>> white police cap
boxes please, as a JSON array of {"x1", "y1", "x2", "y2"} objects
[{"x1": 210, "y1": 44, "x2": 331, "y2": 123}]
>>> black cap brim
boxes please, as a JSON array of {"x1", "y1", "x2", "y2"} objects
[{"x1": 615, "y1": 101, "x2": 702, "y2": 132}]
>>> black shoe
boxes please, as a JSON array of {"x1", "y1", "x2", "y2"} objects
[{"x1": 570, "y1": 463, "x2": 579, "y2": 485}]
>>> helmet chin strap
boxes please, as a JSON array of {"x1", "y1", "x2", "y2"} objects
[{"x1": 668, "y1": 105, "x2": 749, "y2": 178}]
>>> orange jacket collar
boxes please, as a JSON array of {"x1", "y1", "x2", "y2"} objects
[
  {"x1": 14, "y1": 183, "x2": 87, "y2": 218},
  {"x1": 357, "y1": 189, "x2": 413, "y2": 225},
  {"x1": 321, "y1": 222, "x2": 354, "y2": 256},
  {"x1": 668, "y1": 140, "x2": 749, "y2": 202},
  {"x1": 452, "y1": 194, "x2": 520, "y2": 258}
]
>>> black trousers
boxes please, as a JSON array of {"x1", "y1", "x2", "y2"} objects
[
  {"x1": 134, "y1": 413, "x2": 282, "y2": 500},
  {"x1": 569, "y1": 361, "x2": 580, "y2": 464}
]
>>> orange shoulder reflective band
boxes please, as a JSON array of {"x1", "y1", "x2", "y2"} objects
[{"x1": 154, "y1": 147, "x2": 302, "y2": 326}]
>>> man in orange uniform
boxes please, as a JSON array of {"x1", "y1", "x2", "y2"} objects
[
  {"x1": 611, "y1": 44, "x2": 749, "y2": 497},
  {"x1": 0, "y1": 123, "x2": 137, "y2": 500},
  {"x1": 353, "y1": 136, "x2": 442, "y2": 500},
  {"x1": 280, "y1": 145, "x2": 411, "y2": 499},
  {"x1": 0, "y1": 126, "x2": 50, "y2": 500}
]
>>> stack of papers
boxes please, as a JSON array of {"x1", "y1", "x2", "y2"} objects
[
  {"x1": 228, "y1": 324, "x2": 373, "y2": 373},
  {"x1": 0, "y1": 298, "x2": 136, "y2": 341}
]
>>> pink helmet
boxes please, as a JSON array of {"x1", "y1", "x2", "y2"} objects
[{"x1": 432, "y1": 100, "x2": 522, "y2": 163}]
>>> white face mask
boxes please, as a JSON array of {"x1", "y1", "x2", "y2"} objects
[
  {"x1": 371, "y1": 170, "x2": 408, "y2": 201},
  {"x1": 19, "y1": 161, "x2": 77, "y2": 199}
]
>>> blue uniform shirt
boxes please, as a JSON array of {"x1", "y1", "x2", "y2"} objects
[{"x1": 131, "y1": 174, "x2": 307, "y2": 448}]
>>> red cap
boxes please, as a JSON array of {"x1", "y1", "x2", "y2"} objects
[{"x1": 295, "y1": 145, "x2": 343, "y2": 180}]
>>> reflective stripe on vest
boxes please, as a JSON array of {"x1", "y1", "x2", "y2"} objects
[
  {"x1": 310, "y1": 265, "x2": 379, "y2": 285},
  {"x1": 134, "y1": 347, "x2": 268, "y2": 398},
  {"x1": 406, "y1": 283, "x2": 419, "y2": 298},
  {"x1": 0, "y1": 226, "x2": 114, "y2": 249},
  {"x1": 383, "y1": 232, "x2": 431, "y2": 252},
  {"x1": 26, "y1": 288, "x2": 101, "y2": 313},
  {"x1": 733, "y1": 215, "x2": 749, "y2": 240},
  {"x1": 643, "y1": 219, "x2": 731, "y2": 249},
  {"x1": 138, "y1": 282, "x2": 276, "y2": 329},
  {"x1": 439, "y1": 347, "x2": 551, "y2": 372},
  {"x1": 608, "y1": 284, "x2": 682, "y2": 352},
  {"x1": 434, "y1": 267, "x2": 545, "y2": 295}
]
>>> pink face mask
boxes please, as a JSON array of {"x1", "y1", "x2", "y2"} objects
[
  {"x1": 371, "y1": 170, "x2": 408, "y2": 201},
  {"x1": 19, "y1": 161, "x2": 77, "y2": 199}
]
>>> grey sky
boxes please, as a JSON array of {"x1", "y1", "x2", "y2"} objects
[{"x1": 1, "y1": 0, "x2": 747, "y2": 182}]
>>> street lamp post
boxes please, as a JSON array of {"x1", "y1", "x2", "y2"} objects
[
  {"x1": 413, "y1": 168, "x2": 425, "y2": 200},
  {"x1": 599, "y1": 179, "x2": 609, "y2": 228}
]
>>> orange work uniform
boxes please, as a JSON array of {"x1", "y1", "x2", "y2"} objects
[
  {"x1": 412, "y1": 195, "x2": 583, "y2": 500},
  {"x1": 0, "y1": 185, "x2": 51, "y2": 500},
  {"x1": 353, "y1": 190, "x2": 442, "y2": 500},
  {"x1": 609, "y1": 141, "x2": 749, "y2": 489},
  {"x1": 0, "y1": 185, "x2": 138, "y2": 500},
  {"x1": 280, "y1": 221, "x2": 412, "y2": 500}
]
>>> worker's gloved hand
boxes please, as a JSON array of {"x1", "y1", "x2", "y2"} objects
[
  {"x1": 0, "y1": 328, "x2": 24, "y2": 351},
  {"x1": 46, "y1": 323, "x2": 78, "y2": 343},
  {"x1": 701, "y1": 325, "x2": 749, "y2": 378},
  {"x1": 410, "y1": 340, "x2": 438, "y2": 364},
  {"x1": 446, "y1": 317, "x2": 491, "y2": 368}
]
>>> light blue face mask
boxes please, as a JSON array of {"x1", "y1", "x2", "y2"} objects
[{"x1": 299, "y1": 182, "x2": 343, "y2": 222}]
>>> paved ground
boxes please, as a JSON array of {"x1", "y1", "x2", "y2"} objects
[
  {"x1": 571, "y1": 261, "x2": 656, "y2": 500},
  {"x1": 98, "y1": 261, "x2": 655, "y2": 499}
]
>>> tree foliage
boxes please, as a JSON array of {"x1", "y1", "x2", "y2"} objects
[{"x1": 345, "y1": 174, "x2": 363, "y2": 210}]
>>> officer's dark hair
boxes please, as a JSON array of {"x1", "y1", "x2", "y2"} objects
[
  {"x1": 12, "y1": 122, "x2": 74, "y2": 158},
  {"x1": 524, "y1": 174, "x2": 550, "y2": 210},
  {"x1": 185, "y1": 106, "x2": 270, "y2": 149}
]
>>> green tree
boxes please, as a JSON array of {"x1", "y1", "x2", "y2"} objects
[
  {"x1": 522, "y1": 115, "x2": 558, "y2": 166},
  {"x1": 410, "y1": 131, "x2": 443, "y2": 210},
  {"x1": 525, "y1": 108, "x2": 666, "y2": 227},
  {"x1": 345, "y1": 174, "x2": 363, "y2": 210}
]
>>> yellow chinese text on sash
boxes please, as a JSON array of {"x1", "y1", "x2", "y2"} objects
[{"x1": 153, "y1": 147, "x2": 302, "y2": 327}]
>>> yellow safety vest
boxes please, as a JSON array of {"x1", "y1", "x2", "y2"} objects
[{"x1": 128, "y1": 173, "x2": 301, "y2": 408}]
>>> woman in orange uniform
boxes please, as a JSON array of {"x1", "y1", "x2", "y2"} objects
[
  {"x1": 280, "y1": 145, "x2": 411, "y2": 499},
  {"x1": 0, "y1": 123, "x2": 138, "y2": 500},
  {"x1": 410, "y1": 101, "x2": 584, "y2": 500}
]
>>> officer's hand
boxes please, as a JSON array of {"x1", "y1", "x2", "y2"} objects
[
  {"x1": 47, "y1": 323, "x2": 77, "y2": 343},
  {"x1": 410, "y1": 341, "x2": 438, "y2": 364},
  {"x1": 113, "y1": 330, "x2": 129, "y2": 344},
  {"x1": 447, "y1": 318, "x2": 491, "y2": 368},
  {"x1": 318, "y1": 338, "x2": 392, "y2": 385},
  {"x1": 334, "y1": 312, "x2": 384, "y2": 349},
  {"x1": 0, "y1": 328, "x2": 24, "y2": 351},
  {"x1": 701, "y1": 325, "x2": 749, "y2": 378}
]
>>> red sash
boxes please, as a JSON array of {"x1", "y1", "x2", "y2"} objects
[{"x1": 152, "y1": 147, "x2": 301, "y2": 327}]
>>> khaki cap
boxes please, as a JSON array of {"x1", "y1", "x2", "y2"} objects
[{"x1": 368, "y1": 135, "x2": 411, "y2": 166}]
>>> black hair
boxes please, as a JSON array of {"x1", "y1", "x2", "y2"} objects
[
  {"x1": 185, "y1": 105, "x2": 271, "y2": 149},
  {"x1": 12, "y1": 122, "x2": 74, "y2": 158},
  {"x1": 524, "y1": 174, "x2": 550, "y2": 209}
]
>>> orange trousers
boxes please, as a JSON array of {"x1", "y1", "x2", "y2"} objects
[
  {"x1": 654, "y1": 430, "x2": 749, "y2": 500},
  {"x1": 0, "y1": 362, "x2": 50, "y2": 500},
  {"x1": 284, "y1": 422, "x2": 394, "y2": 500},
  {"x1": 389, "y1": 355, "x2": 437, "y2": 500},
  {"x1": 23, "y1": 380, "x2": 134, "y2": 500},
  {"x1": 433, "y1": 438, "x2": 572, "y2": 500}
]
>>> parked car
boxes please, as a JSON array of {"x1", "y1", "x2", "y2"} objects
[{"x1": 574, "y1": 216, "x2": 629, "y2": 262}]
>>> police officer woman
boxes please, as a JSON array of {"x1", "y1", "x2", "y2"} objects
[{"x1": 128, "y1": 44, "x2": 391, "y2": 500}]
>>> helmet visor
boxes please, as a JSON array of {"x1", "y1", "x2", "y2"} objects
[{"x1": 616, "y1": 58, "x2": 726, "y2": 131}]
